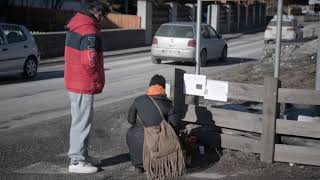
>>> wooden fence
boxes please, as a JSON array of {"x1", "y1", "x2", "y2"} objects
[
  {"x1": 106, "y1": 14, "x2": 141, "y2": 29},
  {"x1": 173, "y1": 68, "x2": 320, "y2": 166},
  {"x1": 1, "y1": 7, "x2": 141, "y2": 31}
]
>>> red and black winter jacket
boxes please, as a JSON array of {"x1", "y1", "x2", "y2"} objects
[{"x1": 64, "y1": 12, "x2": 105, "y2": 94}]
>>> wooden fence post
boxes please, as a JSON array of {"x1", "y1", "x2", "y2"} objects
[
  {"x1": 261, "y1": 77, "x2": 280, "y2": 163},
  {"x1": 174, "y1": 68, "x2": 187, "y2": 119}
]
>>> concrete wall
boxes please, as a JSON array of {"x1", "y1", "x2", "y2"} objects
[
  {"x1": 137, "y1": 0, "x2": 153, "y2": 45},
  {"x1": 34, "y1": 29, "x2": 146, "y2": 59}
]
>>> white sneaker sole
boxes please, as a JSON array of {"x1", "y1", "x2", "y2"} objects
[{"x1": 68, "y1": 167, "x2": 98, "y2": 174}]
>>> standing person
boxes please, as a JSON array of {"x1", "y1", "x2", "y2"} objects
[
  {"x1": 64, "y1": 1, "x2": 110, "y2": 173},
  {"x1": 126, "y1": 74, "x2": 184, "y2": 178}
]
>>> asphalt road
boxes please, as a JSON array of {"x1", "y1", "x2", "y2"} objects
[{"x1": 0, "y1": 31, "x2": 264, "y2": 131}]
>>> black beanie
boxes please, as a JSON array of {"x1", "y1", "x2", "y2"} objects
[{"x1": 149, "y1": 74, "x2": 166, "y2": 88}]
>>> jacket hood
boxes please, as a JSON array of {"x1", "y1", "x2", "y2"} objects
[{"x1": 67, "y1": 12, "x2": 100, "y2": 32}]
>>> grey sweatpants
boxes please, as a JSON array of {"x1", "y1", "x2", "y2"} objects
[{"x1": 68, "y1": 92, "x2": 94, "y2": 163}]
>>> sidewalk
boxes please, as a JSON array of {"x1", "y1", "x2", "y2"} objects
[{"x1": 40, "y1": 27, "x2": 265, "y2": 65}]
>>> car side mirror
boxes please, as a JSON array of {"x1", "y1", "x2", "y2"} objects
[
  {"x1": 217, "y1": 34, "x2": 222, "y2": 39},
  {"x1": 298, "y1": 24, "x2": 304, "y2": 28}
]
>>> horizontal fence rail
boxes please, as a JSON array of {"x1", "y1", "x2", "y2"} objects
[
  {"x1": 278, "y1": 88, "x2": 320, "y2": 105},
  {"x1": 183, "y1": 105, "x2": 262, "y2": 133},
  {"x1": 274, "y1": 144, "x2": 320, "y2": 166},
  {"x1": 228, "y1": 82, "x2": 264, "y2": 102},
  {"x1": 276, "y1": 119, "x2": 320, "y2": 139}
]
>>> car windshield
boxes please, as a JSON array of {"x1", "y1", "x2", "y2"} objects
[
  {"x1": 269, "y1": 21, "x2": 293, "y2": 27},
  {"x1": 156, "y1": 25, "x2": 194, "y2": 38}
]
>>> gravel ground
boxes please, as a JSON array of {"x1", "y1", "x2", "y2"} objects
[{"x1": 208, "y1": 38, "x2": 318, "y2": 89}]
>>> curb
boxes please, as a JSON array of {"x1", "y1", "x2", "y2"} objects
[{"x1": 223, "y1": 26, "x2": 266, "y2": 41}]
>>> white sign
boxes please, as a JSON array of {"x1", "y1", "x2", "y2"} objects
[
  {"x1": 204, "y1": 80, "x2": 229, "y2": 102},
  {"x1": 309, "y1": 0, "x2": 320, "y2": 5},
  {"x1": 184, "y1": 74, "x2": 206, "y2": 96},
  {"x1": 165, "y1": 83, "x2": 171, "y2": 98}
]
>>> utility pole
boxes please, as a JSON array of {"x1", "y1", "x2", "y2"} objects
[
  {"x1": 316, "y1": 21, "x2": 320, "y2": 90},
  {"x1": 274, "y1": 0, "x2": 283, "y2": 78},
  {"x1": 195, "y1": 0, "x2": 202, "y2": 75}
]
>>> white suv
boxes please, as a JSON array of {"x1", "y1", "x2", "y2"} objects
[
  {"x1": 264, "y1": 15, "x2": 303, "y2": 44},
  {"x1": 0, "y1": 23, "x2": 40, "y2": 78}
]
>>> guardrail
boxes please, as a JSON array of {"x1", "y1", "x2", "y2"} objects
[{"x1": 173, "y1": 68, "x2": 320, "y2": 166}]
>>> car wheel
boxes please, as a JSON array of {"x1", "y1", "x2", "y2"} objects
[
  {"x1": 151, "y1": 56, "x2": 161, "y2": 64},
  {"x1": 23, "y1": 57, "x2": 38, "y2": 78},
  {"x1": 220, "y1": 46, "x2": 228, "y2": 61},
  {"x1": 199, "y1": 50, "x2": 207, "y2": 67}
]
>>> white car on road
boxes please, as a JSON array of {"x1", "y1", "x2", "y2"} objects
[
  {"x1": 151, "y1": 22, "x2": 227, "y2": 67},
  {"x1": 264, "y1": 15, "x2": 303, "y2": 44},
  {"x1": 0, "y1": 23, "x2": 40, "y2": 78}
]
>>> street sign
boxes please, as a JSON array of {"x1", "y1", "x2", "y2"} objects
[{"x1": 309, "y1": 0, "x2": 320, "y2": 5}]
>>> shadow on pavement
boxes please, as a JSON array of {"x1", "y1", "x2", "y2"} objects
[
  {"x1": 101, "y1": 153, "x2": 130, "y2": 167},
  {"x1": 0, "y1": 70, "x2": 64, "y2": 85},
  {"x1": 206, "y1": 57, "x2": 256, "y2": 67}
]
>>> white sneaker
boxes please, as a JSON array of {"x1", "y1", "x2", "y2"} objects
[
  {"x1": 68, "y1": 161, "x2": 98, "y2": 173},
  {"x1": 87, "y1": 156, "x2": 102, "y2": 166}
]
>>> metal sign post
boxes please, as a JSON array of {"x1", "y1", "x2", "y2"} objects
[
  {"x1": 310, "y1": 0, "x2": 320, "y2": 90},
  {"x1": 274, "y1": 0, "x2": 283, "y2": 78},
  {"x1": 316, "y1": 22, "x2": 320, "y2": 90},
  {"x1": 195, "y1": 0, "x2": 202, "y2": 75}
]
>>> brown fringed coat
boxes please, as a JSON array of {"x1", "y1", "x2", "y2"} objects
[{"x1": 126, "y1": 95, "x2": 179, "y2": 166}]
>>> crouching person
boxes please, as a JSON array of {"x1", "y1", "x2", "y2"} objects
[{"x1": 126, "y1": 74, "x2": 185, "y2": 179}]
